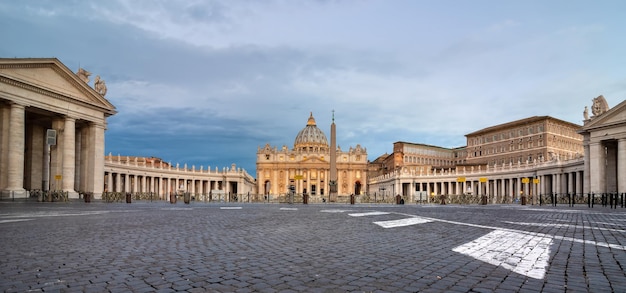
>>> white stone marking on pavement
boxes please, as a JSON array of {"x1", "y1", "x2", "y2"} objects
[
  {"x1": 348, "y1": 211, "x2": 390, "y2": 217},
  {"x1": 592, "y1": 221, "x2": 620, "y2": 226},
  {"x1": 453, "y1": 230, "x2": 552, "y2": 280},
  {"x1": 220, "y1": 207, "x2": 243, "y2": 210},
  {"x1": 0, "y1": 219, "x2": 34, "y2": 224},
  {"x1": 392, "y1": 212, "x2": 626, "y2": 251},
  {"x1": 503, "y1": 221, "x2": 626, "y2": 233},
  {"x1": 280, "y1": 208, "x2": 298, "y2": 211},
  {"x1": 320, "y1": 209, "x2": 353, "y2": 213},
  {"x1": 1, "y1": 211, "x2": 110, "y2": 219},
  {"x1": 374, "y1": 217, "x2": 432, "y2": 228},
  {"x1": 161, "y1": 208, "x2": 193, "y2": 211}
]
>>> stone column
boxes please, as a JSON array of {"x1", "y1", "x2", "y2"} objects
[
  {"x1": 582, "y1": 135, "x2": 591, "y2": 194},
  {"x1": 61, "y1": 117, "x2": 77, "y2": 197},
  {"x1": 164, "y1": 177, "x2": 171, "y2": 200},
  {"x1": 500, "y1": 179, "x2": 506, "y2": 202},
  {"x1": 554, "y1": 174, "x2": 559, "y2": 195},
  {"x1": 589, "y1": 141, "x2": 606, "y2": 194},
  {"x1": 3, "y1": 103, "x2": 26, "y2": 198},
  {"x1": 0, "y1": 105, "x2": 9, "y2": 191},
  {"x1": 575, "y1": 171, "x2": 582, "y2": 196},
  {"x1": 86, "y1": 122, "x2": 105, "y2": 198},
  {"x1": 568, "y1": 172, "x2": 574, "y2": 195},
  {"x1": 74, "y1": 128, "x2": 82, "y2": 193},
  {"x1": 79, "y1": 127, "x2": 89, "y2": 193},
  {"x1": 618, "y1": 139, "x2": 626, "y2": 194},
  {"x1": 125, "y1": 173, "x2": 131, "y2": 192},
  {"x1": 106, "y1": 172, "x2": 112, "y2": 193},
  {"x1": 115, "y1": 173, "x2": 121, "y2": 192},
  {"x1": 142, "y1": 176, "x2": 147, "y2": 193},
  {"x1": 508, "y1": 178, "x2": 514, "y2": 203}
]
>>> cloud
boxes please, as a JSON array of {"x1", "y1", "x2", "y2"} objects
[{"x1": 3, "y1": 0, "x2": 626, "y2": 177}]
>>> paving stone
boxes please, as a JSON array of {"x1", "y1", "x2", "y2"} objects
[{"x1": 0, "y1": 202, "x2": 625, "y2": 291}]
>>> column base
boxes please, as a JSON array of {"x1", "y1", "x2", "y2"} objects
[
  {"x1": 1, "y1": 189, "x2": 28, "y2": 199},
  {"x1": 64, "y1": 190, "x2": 79, "y2": 199},
  {"x1": 92, "y1": 192, "x2": 103, "y2": 200}
]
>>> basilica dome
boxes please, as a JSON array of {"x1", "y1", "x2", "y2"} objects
[{"x1": 294, "y1": 113, "x2": 329, "y2": 152}]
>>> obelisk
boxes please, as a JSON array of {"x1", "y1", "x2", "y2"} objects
[{"x1": 329, "y1": 110, "x2": 337, "y2": 202}]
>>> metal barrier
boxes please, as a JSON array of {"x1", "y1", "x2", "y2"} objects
[{"x1": 537, "y1": 193, "x2": 625, "y2": 209}]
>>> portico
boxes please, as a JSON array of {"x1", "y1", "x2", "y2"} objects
[
  {"x1": 579, "y1": 99, "x2": 626, "y2": 195},
  {"x1": 0, "y1": 58, "x2": 116, "y2": 199}
]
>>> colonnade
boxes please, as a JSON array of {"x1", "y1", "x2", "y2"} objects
[
  {"x1": 0, "y1": 102, "x2": 107, "y2": 199},
  {"x1": 369, "y1": 158, "x2": 585, "y2": 204},
  {"x1": 585, "y1": 138, "x2": 626, "y2": 194},
  {"x1": 104, "y1": 158, "x2": 256, "y2": 201}
]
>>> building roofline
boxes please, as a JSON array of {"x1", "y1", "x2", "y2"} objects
[
  {"x1": 393, "y1": 141, "x2": 465, "y2": 151},
  {"x1": 465, "y1": 116, "x2": 581, "y2": 137}
]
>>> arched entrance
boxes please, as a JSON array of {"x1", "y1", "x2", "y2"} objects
[
  {"x1": 354, "y1": 181, "x2": 362, "y2": 195},
  {"x1": 264, "y1": 180, "x2": 271, "y2": 195}
]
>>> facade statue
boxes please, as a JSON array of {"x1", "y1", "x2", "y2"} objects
[
  {"x1": 591, "y1": 95, "x2": 609, "y2": 117},
  {"x1": 583, "y1": 106, "x2": 589, "y2": 120},
  {"x1": 76, "y1": 68, "x2": 91, "y2": 84},
  {"x1": 94, "y1": 75, "x2": 107, "y2": 96}
]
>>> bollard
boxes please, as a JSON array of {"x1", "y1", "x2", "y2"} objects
[
  {"x1": 481, "y1": 195, "x2": 487, "y2": 205},
  {"x1": 170, "y1": 193, "x2": 176, "y2": 204},
  {"x1": 591, "y1": 193, "x2": 596, "y2": 207},
  {"x1": 126, "y1": 192, "x2": 132, "y2": 204},
  {"x1": 303, "y1": 193, "x2": 308, "y2": 205},
  {"x1": 84, "y1": 192, "x2": 91, "y2": 203},
  {"x1": 350, "y1": 194, "x2": 355, "y2": 205},
  {"x1": 568, "y1": 193, "x2": 572, "y2": 207},
  {"x1": 440, "y1": 194, "x2": 446, "y2": 205},
  {"x1": 521, "y1": 196, "x2": 526, "y2": 205},
  {"x1": 184, "y1": 192, "x2": 190, "y2": 204}
]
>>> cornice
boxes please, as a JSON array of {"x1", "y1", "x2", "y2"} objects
[
  {"x1": 0, "y1": 74, "x2": 116, "y2": 116},
  {"x1": 0, "y1": 58, "x2": 117, "y2": 115}
]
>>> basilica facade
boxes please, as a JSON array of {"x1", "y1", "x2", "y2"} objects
[{"x1": 256, "y1": 113, "x2": 368, "y2": 202}]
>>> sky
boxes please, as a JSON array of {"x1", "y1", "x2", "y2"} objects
[{"x1": 2, "y1": 0, "x2": 626, "y2": 177}]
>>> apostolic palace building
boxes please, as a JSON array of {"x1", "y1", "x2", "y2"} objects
[{"x1": 1, "y1": 58, "x2": 625, "y2": 203}]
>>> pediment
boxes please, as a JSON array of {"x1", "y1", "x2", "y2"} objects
[
  {"x1": 0, "y1": 58, "x2": 116, "y2": 115},
  {"x1": 581, "y1": 99, "x2": 626, "y2": 132}
]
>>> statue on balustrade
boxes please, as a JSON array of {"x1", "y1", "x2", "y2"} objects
[
  {"x1": 94, "y1": 75, "x2": 108, "y2": 96},
  {"x1": 76, "y1": 68, "x2": 91, "y2": 84},
  {"x1": 591, "y1": 95, "x2": 609, "y2": 117}
]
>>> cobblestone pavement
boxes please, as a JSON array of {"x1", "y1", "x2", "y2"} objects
[{"x1": 1, "y1": 201, "x2": 625, "y2": 292}]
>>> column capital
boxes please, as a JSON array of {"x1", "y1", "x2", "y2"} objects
[
  {"x1": 9, "y1": 101, "x2": 26, "y2": 107},
  {"x1": 89, "y1": 121, "x2": 107, "y2": 130}
]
